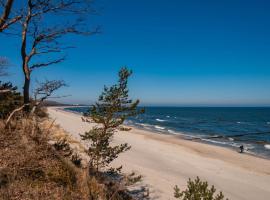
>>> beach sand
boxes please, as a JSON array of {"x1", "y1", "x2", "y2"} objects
[{"x1": 47, "y1": 107, "x2": 270, "y2": 200}]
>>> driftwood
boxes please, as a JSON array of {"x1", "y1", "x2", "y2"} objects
[
  {"x1": 5, "y1": 104, "x2": 29, "y2": 128},
  {"x1": 0, "y1": 89, "x2": 11, "y2": 93}
]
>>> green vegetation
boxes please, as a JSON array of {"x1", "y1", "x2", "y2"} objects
[
  {"x1": 80, "y1": 67, "x2": 148, "y2": 199},
  {"x1": 174, "y1": 177, "x2": 228, "y2": 200},
  {"x1": 0, "y1": 81, "x2": 23, "y2": 118},
  {"x1": 81, "y1": 67, "x2": 143, "y2": 172},
  {"x1": 0, "y1": 67, "x2": 149, "y2": 200},
  {"x1": 0, "y1": 117, "x2": 86, "y2": 199}
]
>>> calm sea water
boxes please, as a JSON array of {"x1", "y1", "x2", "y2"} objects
[{"x1": 65, "y1": 107, "x2": 270, "y2": 158}]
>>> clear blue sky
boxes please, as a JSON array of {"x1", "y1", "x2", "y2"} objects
[{"x1": 1, "y1": 0, "x2": 270, "y2": 106}]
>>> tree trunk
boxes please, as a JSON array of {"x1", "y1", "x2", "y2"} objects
[{"x1": 23, "y1": 76, "x2": 30, "y2": 111}]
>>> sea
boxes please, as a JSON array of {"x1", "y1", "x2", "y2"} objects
[{"x1": 65, "y1": 106, "x2": 270, "y2": 159}]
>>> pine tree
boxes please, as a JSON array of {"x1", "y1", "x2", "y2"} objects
[
  {"x1": 174, "y1": 177, "x2": 228, "y2": 200},
  {"x1": 81, "y1": 67, "x2": 143, "y2": 172}
]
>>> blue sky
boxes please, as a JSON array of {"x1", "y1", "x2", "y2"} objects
[{"x1": 1, "y1": 0, "x2": 270, "y2": 106}]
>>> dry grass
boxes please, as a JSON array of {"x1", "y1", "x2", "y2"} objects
[
  {"x1": 42, "y1": 119, "x2": 86, "y2": 154},
  {"x1": 0, "y1": 117, "x2": 95, "y2": 200},
  {"x1": 0, "y1": 114, "x2": 146, "y2": 200}
]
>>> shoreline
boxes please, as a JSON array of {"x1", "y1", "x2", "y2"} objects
[
  {"x1": 47, "y1": 106, "x2": 270, "y2": 200},
  {"x1": 62, "y1": 106, "x2": 270, "y2": 160}
]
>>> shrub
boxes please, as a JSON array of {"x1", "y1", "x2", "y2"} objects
[
  {"x1": 174, "y1": 177, "x2": 228, "y2": 200},
  {"x1": 54, "y1": 138, "x2": 73, "y2": 157},
  {"x1": 71, "y1": 153, "x2": 82, "y2": 168},
  {"x1": 0, "y1": 81, "x2": 23, "y2": 119}
]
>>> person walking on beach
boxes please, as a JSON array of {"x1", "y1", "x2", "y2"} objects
[{"x1": 239, "y1": 145, "x2": 244, "y2": 153}]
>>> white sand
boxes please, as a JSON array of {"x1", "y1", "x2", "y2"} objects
[{"x1": 48, "y1": 107, "x2": 270, "y2": 200}]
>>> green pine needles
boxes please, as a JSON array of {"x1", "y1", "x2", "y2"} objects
[
  {"x1": 174, "y1": 177, "x2": 228, "y2": 200},
  {"x1": 81, "y1": 67, "x2": 144, "y2": 172}
]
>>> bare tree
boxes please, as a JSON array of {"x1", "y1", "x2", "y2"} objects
[
  {"x1": 0, "y1": 0, "x2": 22, "y2": 32},
  {"x1": 33, "y1": 79, "x2": 67, "y2": 108},
  {"x1": 2, "y1": 0, "x2": 98, "y2": 111},
  {"x1": 0, "y1": 57, "x2": 9, "y2": 76},
  {"x1": 5, "y1": 79, "x2": 66, "y2": 127},
  {"x1": 0, "y1": 57, "x2": 11, "y2": 93}
]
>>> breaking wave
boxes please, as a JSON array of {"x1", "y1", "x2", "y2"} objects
[
  {"x1": 156, "y1": 118, "x2": 166, "y2": 122},
  {"x1": 168, "y1": 129, "x2": 177, "y2": 134},
  {"x1": 155, "y1": 125, "x2": 165, "y2": 130}
]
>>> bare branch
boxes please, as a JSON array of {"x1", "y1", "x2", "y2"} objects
[
  {"x1": 31, "y1": 79, "x2": 67, "y2": 114},
  {"x1": 34, "y1": 79, "x2": 67, "y2": 102},
  {"x1": 1, "y1": 0, "x2": 98, "y2": 107},
  {"x1": 0, "y1": 0, "x2": 22, "y2": 32},
  {"x1": 30, "y1": 56, "x2": 65, "y2": 70},
  {"x1": 30, "y1": 0, "x2": 88, "y2": 17},
  {"x1": 0, "y1": 56, "x2": 9, "y2": 76},
  {"x1": 0, "y1": 15, "x2": 22, "y2": 31}
]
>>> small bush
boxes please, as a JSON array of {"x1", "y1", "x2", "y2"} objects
[
  {"x1": 47, "y1": 160, "x2": 77, "y2": 187},
  {"x1": 71, "y1": 153, "x2": 82, "y2": 168},
  {"x1": 54, "y1": 138, "x2": 73, "y2": 157},
  {"x1": 0, "y1": 81, "x2": 23, "y2": 119},
  {"x1": 174, "y1": 177, "x2": 228, "y2": 200}
]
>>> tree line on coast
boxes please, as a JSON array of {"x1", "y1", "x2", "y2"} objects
[{"x1": 0, "y1": 1, "x2": 227, "y2": 199}]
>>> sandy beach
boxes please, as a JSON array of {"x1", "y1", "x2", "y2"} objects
[{"x1": 47, "y1": 107, "x2": 270, "y2": 200}]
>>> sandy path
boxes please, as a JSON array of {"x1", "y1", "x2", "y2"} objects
[{"x1": 48, "y1": 107, "x2": 270, "y2": 200}]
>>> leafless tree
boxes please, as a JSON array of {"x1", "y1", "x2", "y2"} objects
[
  {"x1": 2, "y1": 0, "x2": 98, "y2": 111},
  {"x1": 5, "y1": 79, "x2": 67, "y2": 126},
  {"x1": 33, "y1": 79, "x2": 67, "y2": 106},
  {"x1": 0, "y1": 0, "x2": 22, "y2": 32},
  {"x1": 0, "y1": 56, "x2": 9, "y2": 76},
  {"x1": 0, "y1": 57, "x2": 11, "y2": 93}
]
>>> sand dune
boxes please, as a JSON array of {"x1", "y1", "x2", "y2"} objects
[{"x1": 48, "y1": 107, "x2": 270, "y2": 200}]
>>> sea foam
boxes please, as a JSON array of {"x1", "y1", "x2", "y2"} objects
[
  {"x1": 156, "y1": 118, "x2": 166, "y2": 122},
  {"x1": 155, "y1": 125, "x2": 165, "y2": 130},
  {"x1": 201, "y1": 138, "x2": 228, "y2": 145},
  {"x1": 168, "y1": 129, "x2": 177, "y2": 134},
  {"x1": 136, "y1": 123, "x2": 150, "y2": 127}
]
